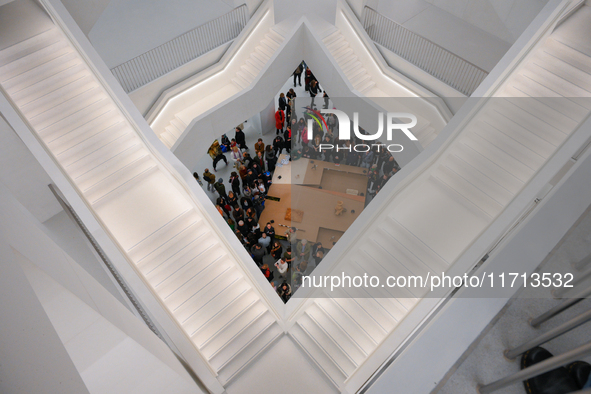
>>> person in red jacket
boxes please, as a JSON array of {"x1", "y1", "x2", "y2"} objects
[{"x1": 275, "y1": 108, "x2": 285, "y2": 135}]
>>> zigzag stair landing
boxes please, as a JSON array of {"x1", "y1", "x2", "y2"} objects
[
  {"x1": 0, "y1": 27, "x2": 282, "y2": 386},
  {"x1": 322, "y1": 30, "x2": 439, "y2": 148},
  {"x1": 291, "y1": 5, "x2": 591, "y2": 389},
  {"x1": 159, "y1": 29, "x2": 284, "y2": 149}
]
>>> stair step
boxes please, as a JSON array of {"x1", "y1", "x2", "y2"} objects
[
  {"x1": 340, "y1": 57, "x2": 360, "y2": 73},
  {"x1": 216, "y1": 322, "x2": 282, "y2": 385},
  {"x1": 255, "y1": 44, "x2": 273, "y2": 59},
  {"x1": 350, "y1": 251, "x2": 418, "y2": 311},
  {"x1": 20, "y1": 76, "x2": 100, "y2": 119},
  {"x1": 27, "y1": 87, "x2": 107, "y2": 131},
  {"x1": 507, "y1": 74, "x2": 589, "y2": 122},
  {"x1": 260, "y1": 38, "x2": 279, "y2": 52},
  {"x1": 142, "y1": 229, "x2": 214, "y2": 284},
  {"x1": 359, "y1": 242, "x2": 425, "y2": 299},
  {"x1": 236, "y1": 70, "x2": 254, "y2": 84},
  {"x1": 183, "y1": 275, "x2": 252, "y2": 337},
  {"x1": 63, "y1": 130, "x2": 140, "y2": 176},
  {"x1": 0, "y1": 41, "x2": 71, "y2": 80},
  {"x1": 165, "y1": 125, "x2": 181, "y2": 139},
  {"x1": 323, "y1": 32, "x2": 343, "y2": 46},
  {"x1": 265, "y1": 30, "x2": 283, "y2": 46},
  {"x1": 193, "y1": 290, "x2": 261, "y2": 348},
  {"x1": 11, "y1": 64, "x2": 87, "y2": 105},
  {"x1": 0, "y1": 29, "x2": 61, "y2": 67},
  {"x1": 198, "y1": 290, "x2": 277, "y2": 372},
  {"x1": 2, "y1": 52, "x2": 82, "y2": 92},
  {"x1": 520, "y1": 65, "x2": 591, "y2": 108},
  {"x1": 159, "y1": 131, "x2": 175, "y2": 148},
  {"x1": 201, "y1": 301, "x2": 269, "y2": 359},
  {"x1": 491, "y1": 96, "x2": 574, "y2": 141},
  {"x1": 126, "y1": 207, "x2": 201, "y2": 262},
  {"x1": 305, "y1": 303, "x2": 367, "y2": 365},
  {"x1": 152, "y1": 244, "x2": 226, "y2": 299},
  {"x1": 49, "y1": 112, "x2": 125, "y2": 156},
  {"x1": 531, "y1": 50, "x2": 591, "y2": 98},
  {"x1": 362, "y1": 237, "x2": 430, "y2": 297},
  {"x1": 433, "y1": 163, "x2": 504, "y2": 218},
  {"x1": 350, "y1": 72, "x2": 371, "y2": 87},
  {"x1": 328, "y1": 291, "x2": 387, "y2": 343},
  {"x1": 443, "y1": 153, "x2": 514, "y2": 207},
  {"x1": 345, "y1": 65, "x2": 366, "y2": 81},
  {"x1": 328, "y1": 38, "x2": 348, "y2": 53},
  {"x1": 474, "y1": 118, "x2": 547, "y2": 169},
  {"x1": 83, "y1": 155, "x2": 158, "y2": 204},
  {"x1": 290, "y1": 324, "x2": 346, "y2": 389},
  {"x1": 460, "y1": 131, "x2": 534, "y2": 183},
  {"x1": 334, "y1": 47, "x2": 354, "y2": 63},
  {"x1": 170, "y1": 266, "x2": 246, "y2": 322},
  {"x1": 246, "y1": 56, "x2": 264, "y2": 71},
  {"x1": 356, "y1": 79, "x2": 376, "y2": 93},
  {"x1": 450, "y1": 142, "x2": 524, "y2": 194},
  {"x1": 483, "y1": 102, "x2": 562, "y2": 151},
  {"x1": 251, "y1": 50, "x2": 269, "y2": 65},
  {"x1": 297, "y1": 314, "x2": 357, "y2": 377},
  {"x1": 40, "y1": 98, "x2": 114, "y2": 139},
  {"x1": 240, "y1": 63, "x2": 258, "y2": 79}
]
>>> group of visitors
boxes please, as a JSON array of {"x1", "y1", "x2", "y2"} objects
[{"x1": 195, "y1": 65, "x2": 402, "y2": 302}]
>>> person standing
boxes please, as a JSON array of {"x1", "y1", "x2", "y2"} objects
[
  {"x1": 284, "y1": 126, "x2": 292, "y2": 154},
  {"x1": 202, "y1": 169, "x2": 215, "y2": 191},
  {"x1": 254, "y1": 138, "x2": 265, "y2": 155},
  {"x1": 278, "y1": 93, "x2": 287, "y2": 111},
  {"x1": 275, "y1": 257, "x2": 289, "y2": 278},
  {"x1": 235, "y1": 126, "x2": 248, "y2": 150},
  {"x1": 213, "y1": 178, "x2": 227, "y2": 199},
  {"x1": 265, "y1": 145, "x2": 277, "y2": 172},
  {"x1": 296, "y1": 238, "x2": 311, "y2": 262},
  {"x1": 309, "y1": 80, "x2": 321, "y2": 107},
  {"x1": 230, "y1": 171, "x2": 241, "y2": 196},
  {"x1": 272, "y1": 134, "x2": 284, "y2": 156},
  {"x1": 293, "y1": 64, "x2": 302, "y2": 87},
  {"x1": 275, "y1": 108, "x2": 285, "y2": 135}
]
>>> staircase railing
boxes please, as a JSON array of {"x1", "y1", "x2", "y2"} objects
[
  {"x1": 361, "y1": 6, "x2": 488, "y2": 96},
  {"x1": 111, "y1": 4, "x2": 249, "y2": 93}
]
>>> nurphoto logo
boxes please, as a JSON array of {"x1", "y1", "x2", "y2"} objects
[{"x1": 305, "y1": 107, "x2": 418, "y2": 153}]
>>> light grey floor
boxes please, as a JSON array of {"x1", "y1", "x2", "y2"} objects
[{"x1": 438, "y1": 204, "x2": 591, "y2": 394}]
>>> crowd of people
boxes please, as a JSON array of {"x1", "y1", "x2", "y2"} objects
[{"x1": 194, "y1": 62, "x2": 402, "y2": 302}]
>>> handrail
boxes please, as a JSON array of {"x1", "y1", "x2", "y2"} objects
[
  {"x1": 48, "y1": 184, "x2": 166, "y2": 341},
  {"x1": 361, "y1": 6, "x2": 488, "y2": 96},
  {"x1": 111, "y1": 4, "x2": 249, "y2": 93}
]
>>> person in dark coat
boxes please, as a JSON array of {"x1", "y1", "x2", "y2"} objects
[
  {"x1": 235, "y1": 126, "x2": 248, "y2": 150},
  {"x1": 273, "y1": 135, "x2": 284, "y2": 155},
  {"x1": 213, "y1": 178, "x2": 227, "y2": 199},
  {"x1": 230, "y1": 172, "x2": 241, "y2": 196},
  {"x1": 278, "y1": 93, "x2": 287, "y2": 111}
]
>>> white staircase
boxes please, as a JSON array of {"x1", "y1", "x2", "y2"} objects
[
  {"x1": 322, "y1": 30, "x2": 440, "y2": 148},
  {"x1": 0, "y1": 26, "x2": 282, "y2": 386},
  {"x1": 291, "y1": 5, "x2": 591, "y2": 389},
  {"x1": 158, "y1": 29, "x2": 284, "y2": 149}
]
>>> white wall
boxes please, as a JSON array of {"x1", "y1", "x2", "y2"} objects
[
  {"x1": 61, "y1": 0, "x2": 112, "y2": 35},
  {"x1": 0, "y1": 239, "x2": 90, "y2": 394},
  {"x1": 260, "y1": 98, "x2": 276, "y2": 135},
  {"x1": 88, "y1": 0, "x2": 233, "y2": 68},
  {"x1": 0, "y1": 116, "x2": 62, "y2": 222},
  {"x1": 375, "y1": 0, "x2": 548, "y2": 45},
  {"x1": 274, "y1": 0, "x2": 337, "y2": 24}
]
